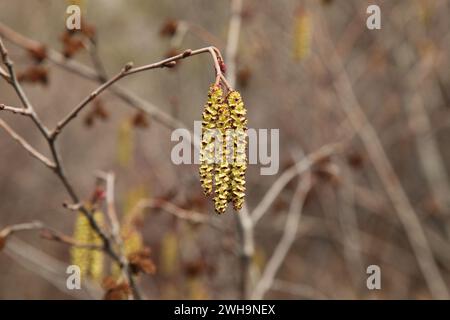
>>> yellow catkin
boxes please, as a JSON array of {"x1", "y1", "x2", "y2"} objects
[
  {"x1": 160, "y1": 231, "x2": 178, "y2": 276},
  {"x1": 199, "y1": 85, "x2": 223, "y2": 196},
  {"x1": 89, "y1": 211, "x2": 104, "y2": 281},
  {"x1": 227, "y1": 91, "x2": 248, "y2": 211},
  {"x1": 214, "y1": 103, "x2": 232, "y2": 214},
  {"x1": 71, "y1": 212, "x2": 92, "y2": 278},
  {"x1": 293, "y1": 9, "x2": 311, "y2": 61},
  {"x1": 117, "y1": 119, "x2": 133, "y2": 167},
  {"x1": 70, "y1": 211, "x2": 104, "y2": 282},
  {"x1": 123, "y1": 227, "x2": 144, "y2": 256}
]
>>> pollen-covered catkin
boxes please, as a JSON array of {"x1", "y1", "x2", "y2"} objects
[
  {"x1": 89, "y1": 211, "x2": 104, "y2": 281},
  {"x1": 199, "y1": 85, "x2": 223, "y2": 196},
  {"x1": 214, "y1": 103, "x2": 232, "y2": 214},
  {"x1": 71, "y1": 212, "x2": 92, "y2": 277},
  {"x1": 227, "y1": 91, "x2": 248, "y2": 211},
  {"x1": 70, "y1": 211, "x2": 104, "y2": 281}
]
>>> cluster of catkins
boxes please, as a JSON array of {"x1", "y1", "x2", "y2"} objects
[{"x1": 199, "y1": 84, "x2": 248, "y2": 214}]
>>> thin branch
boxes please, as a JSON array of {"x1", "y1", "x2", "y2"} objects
[
  {"x1": 4, "y1": 237, "x2": 102, "y2": 299},
  {"x1": 225, "y1": 0, "x2": 243, "y2": 87},
  {"x1": 0, "y1": 118, "x2": 55, "y2": 168},
  {"x1": 251, "y1": 142, "x2": 343, "y2": 224},
  {"x1": 50, "y1": 46, "x2": 227, "y2": 139},
  {"x1": 0, "y1": 221, "x2": 102, "y2": 250},
  {"x1": 314, "y1": 8, "x2": 449, "y2": 299},
  {"x1": 0, "y1": 37, "x2": 141, "y2": 300},
  {"x1": 0, "y1": 37, "x2": 50, "y2": 138},
  {"x1": 95, "y1": 171, "x2": 121, "y2": 242},
  {"x1": 0, "y1": 103, "x2": 31, "y2": 115},
  {"x1": 223, "y1": 0, "x2": 255, "y2": 300},
  {"x1": 85, "y1": 37, "x2": 108, "y2": 82},
  {"x1": 133, "y1": 198, "x2": 223, "y2": 231},
  {"x1": 0, "y1": 22, "x2": 195, "y2": 138},
  {"x1": 252, "y1": 173, "x2": 312, "y2": 300},
  {"x1": 235, "y1": 203, "x2": 254, "y2": 299}
]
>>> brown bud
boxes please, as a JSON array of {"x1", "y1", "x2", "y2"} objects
[{"x1": 160, "y1": 19, "x2": 178, "y2": 37}]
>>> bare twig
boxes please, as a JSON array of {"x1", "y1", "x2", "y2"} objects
[
  {"x1": 251, "y1": 142, "x2": 343, "y2": 224},
  {"x1": 0, "y1": 221, "x2": 102, "y2": 250},
  {"x1": 0, "y1": 22, "x2": 195, "y2": 137},
  {"x1": 225, "y1": 0, "x2": 243, "y2": 87},
  {"x1": 252, "y1": 173, "x2": 312, "y2": 299},
  {"x1": 50, "y1": 46, "x2": 227, "y2": 140},
  {"x1": 4, "y1": 237, "x2": 102, "y2": 299},
  {"x1": 131, "y1": 198, "x2": 223, "y2": 231},
  {"x1": 0, "y1": 118, "x2": 55, "y2": 168},
  {"x1": 235, "y1": 204, "x2": 255, "y2": 299},
  {"x1": 0, "y1": 37, "x2": 50, "y2": 138},
  {"x1": 314, "y1": 9, "x2": 449, "y2": 299},
  {"x1": 0, "y1": 103, "x2": 31, "y2": 115}
]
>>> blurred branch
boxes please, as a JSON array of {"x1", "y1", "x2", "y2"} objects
[
  {"x1": 0, "y1": 221, "x2": 102, "y2": 250},
  {"x1": 225, "y1": 0, "x2": 243, "y2": 87},
  {"x1": 4, "y1": 237, "x2": 102, "y2": 299},
  {"x1": 133, "y1": 198, "x2": 223, "y2": 231},
  {"x1": 271, "y1": 279, "x2": 328, "y2": 299},
  {"x1": 405, "y1": 55, "x2": 450, "y2": 215},
  {"x1": 252, "y1": 172, "x2": 312, "y2": 300},
  {"x1": 223, "y1": 0, "x2": 255, "y2": 300},
  {"x1": 251, "y1": 142, "x2": 343, "y2": 224},
  {"x1": 314, "y1": 7, "x2": 449, "y2": 299},
  {"x1": 85, "y1": 36, "x2": 108, "y2": 82}
]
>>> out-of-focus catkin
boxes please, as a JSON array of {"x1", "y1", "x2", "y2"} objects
[
  {"x1": 199, "y1": 85, "x2": 222, "y2": 196},
  {"x1": 293, "y1": 8, "x2": 311, "y2": 61},
  {"x1": 71, "y1": 212, "x2": 91, "y2": 277},
  {"x1": 71, "y1": 211, "x2": 104, "y2": 281},
  {"x1": 214, "y1": 103, "x2": 232, "y2": 214},
  {"x1": 227, "y1": 91, "x2": 248, "y2": 211},
  {"x1": 89, "y1": 211, "x2": 104, "y2": 281}
]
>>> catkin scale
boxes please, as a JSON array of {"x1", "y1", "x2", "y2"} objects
[{"x1": 199, "y1": 85, "x2": 222, "y2": 196}]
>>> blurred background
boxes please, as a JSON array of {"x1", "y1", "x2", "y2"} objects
[{"x1": 1, "y1": 0, "x2": 450, "y2": 299}]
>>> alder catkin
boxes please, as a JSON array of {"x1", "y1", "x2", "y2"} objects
[
  {"x1": 214, "y1": 103, "x2": 232, "y2": 214},
  {"x1": 89, "y1": 211, "x2": 104, "y2": 281},
  {"x1": 199, "y1": 85, "x2": 222, "y2": 196},
  {"x1": 293, "y1": 9, "x2": 311, "y2": 61},
  {"x1": 70, "y1": 211, "x2": 104, "y2": 281},
  {"x1": 71, "y1": 212, "x2": 92, "y2": 277},
  {"x1": 227, "y1": 91, "x2": 248, "y2": 211}
]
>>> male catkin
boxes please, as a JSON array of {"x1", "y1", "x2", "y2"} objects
[
  {"x1": 227, "y1": 91, "x2": 248, "y2": 211},
  {"x1": 214, "y1": 102, "x2": 232, "y2": 214},
  {"x1": 70, "y1": 211, "x2": 104, "y2": 281},
  {"x1": 199, "y1": 85, "x2": 222, "y2": 196}
]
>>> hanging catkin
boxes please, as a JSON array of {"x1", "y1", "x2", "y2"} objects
[
  {"x1": 71, "y1": 211, "x2": 104, "y2": 281},
  {"x1": 214, "y1": 102, "x2": 232, "y2": 214},
  {"x1": 199, "y1": 85, "x2": 222, "y2": 196},
  {"x1": 227, "y1": 91, "x2": 248, "y2": 211},
  {"x1": 198, "y1": 85, "x2": 247, "y2": 213}
]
